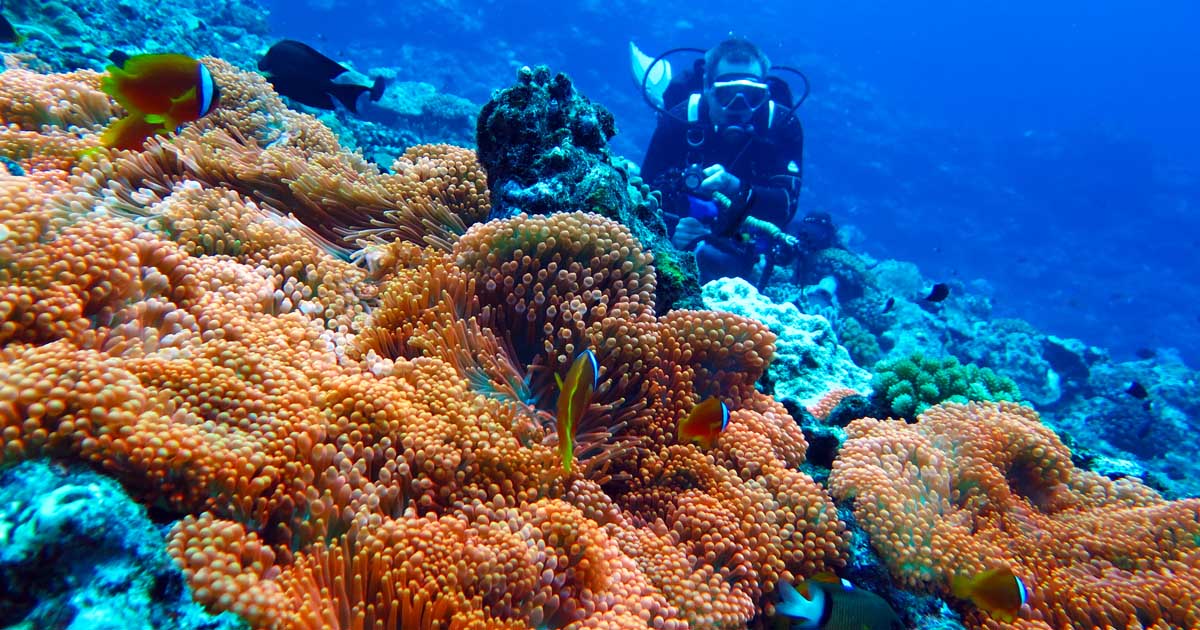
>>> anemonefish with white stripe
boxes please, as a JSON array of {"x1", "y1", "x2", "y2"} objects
[
  {"x1": 555, "y1": 349, "x2": 599, "y2": 472},
  {"x1": 100, "y1": 52, "x2": 220, "y2": 150},
  {"x1": 773, "y1": 574, "x2": 903, "y2": 630},
  {"x1": 676, "y1": 395, "x2": 729, "y2": 450},
  {"x1": 951, "y1": 566, "x2": 1029, "y2": 623}
]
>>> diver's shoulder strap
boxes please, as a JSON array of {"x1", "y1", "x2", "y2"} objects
[
  {"x1": 685, "y1": 93, "x2": 706, "y2": 152},
  {"x1": 687, "y1": 93, "x2": 702, "y2": 123}
]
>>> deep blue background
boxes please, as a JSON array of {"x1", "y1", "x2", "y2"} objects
[{"x1": 260, "y1": 0, "x2": 1200, "y2": 366}]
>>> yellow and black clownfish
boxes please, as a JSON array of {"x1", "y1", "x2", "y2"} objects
[
  {"x1": 555, "y1": 349, "x2": 599, "y2": 472},
  {"x1": 676, "y1": 395, "x2": 729, "y2": 450},
  {"x1": 100, "y1": 52, "x2": 220, "y2": 151},
  {"x1": 951, "y1": 566, "x2": 1029, "y2": 623},
  {"x1": 773, "y1": 574, "x2": 904, "y2": 630}
]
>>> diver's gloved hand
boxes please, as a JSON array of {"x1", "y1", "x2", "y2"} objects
[
  {"x1": 672, "y1": 217, "x2": 711, "y2": 250},
  {"x1": 686, "y1": 195, "x2": 719, "y2": 221},
  {"x1": 699, "y1": 164, "x2": 741, "y2": 198}
]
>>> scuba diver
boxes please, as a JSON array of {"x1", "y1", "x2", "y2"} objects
[{"x1": 634, "y1": 37, "x2": 837, "y2": 286}]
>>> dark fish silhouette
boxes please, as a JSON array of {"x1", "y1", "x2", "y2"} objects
[
  {"x1": 0, "y1": 9, "x2": 23, "y2": 45},
  {"x1": 924, "y1": 283, "x2": 950, "y2": 302},
  {"x1": 881, "y1": 297, "x2": 895, "y2": 314},
  {"x1": 1125, "y1": 381, "x2": 1149, "y2": 400},
  {"x1": 258, "y1": 39, "x2": 386, "y2": 113},
  {"x1": 1135, "y1": 348, "x2": 1156, "y2": 360}
]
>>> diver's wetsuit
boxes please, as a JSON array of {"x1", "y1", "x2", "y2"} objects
[{"x1": 641, "y1": 90, "x2": 804, "y2": 283}]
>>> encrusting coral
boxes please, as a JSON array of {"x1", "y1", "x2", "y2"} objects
[
  {"x1": 0, "y1": 58, "x2": 849, "y2": 629},
  {"x1": 830, "y1": 402, "x2": 1200, "y2": 630}
]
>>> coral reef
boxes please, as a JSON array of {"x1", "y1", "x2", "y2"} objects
[
  {"x1": 2, "y1": 34, "x2": 1198, "y2": 630},
  {"x1": 830, "y1": 402, "x2": 1200, "y2": 630},
  {"x1": 285, "y1": 78, "x2": 481, "y2": 168},
  {"x1": 953, "y1": 319, "x2": 1070, "y2": 407},
  {"x1": 476, "y1": 65, "x2": 701, "y2": 312},
  {"x1": 702, "y1": 278, "x2": 871, "y2": 407},
  {"x1": 0, "y1": 60, "x2": 848, "y2": 629},
  {"x1": 836, "y1": 315, "x2": 883, "y2": 366},
  {"x1": 870, "y1": 353, "x2": 1023, "y2": 420},
  {"x1": 1049, "y1": 350, "x2": 1200, "y2": 497},
  {"x1": 0, "y1": 460, "x2": 245, "y2": 629},
  {"x1": 743, "y1": 238, "x2": 1200, "y2": 498},
  {"x1": 3, "y1": 0, "x2": 269, "y2": 72}
]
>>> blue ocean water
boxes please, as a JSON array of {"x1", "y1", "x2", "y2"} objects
[{"x1": 262, "y1": 0, "x2": 1200, "y2": 367}]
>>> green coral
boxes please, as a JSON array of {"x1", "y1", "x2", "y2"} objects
[
  {"x1": 871, "y1": 353, "x2": 1023, "y2": 419},
  {"x1": 837, "y1": 317, "x2": 882, "y2": 366},
  {"x1": 650, "y1": 247, "x2": 702, "y2": 312}
]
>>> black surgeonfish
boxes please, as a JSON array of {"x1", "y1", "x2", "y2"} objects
[
  {"x1": 258, "y1": 40, "x2": 386, "y2": 113},
  {"x1": 924, "y1": 283, "x2": 950, "y2": 302},
  {"x1": 1125, "y1": 381, "x2": 1149, "y2": 400}
]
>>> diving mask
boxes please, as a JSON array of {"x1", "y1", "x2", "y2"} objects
[{"x1": 711, "y1": 76, "x2": 770, "y2": 111}]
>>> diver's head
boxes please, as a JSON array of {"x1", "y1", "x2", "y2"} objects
[{"x1": 703, "y1": 38, "x2": 771, "y2": 128}]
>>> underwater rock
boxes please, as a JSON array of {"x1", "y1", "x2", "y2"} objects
[
  {"x1": 951, "y1": 318, "x2": 1064, "y2": 407},
  {"x1": 1041, "y1": 334, "x2": 1103, "y2": 384},
  {"x1": 1083, "y1": 363, "x2": 1193, "y2": 456},
  {"x1": 835, "y1": 316, "x2": 883, "y2": 366},
  {"x1": 5, "y1": 0, "x2": 269, "y2": 73},
  {"x1": 879, "y1": 311, "x2": 949, "y2": 360},
  {"x1": 870, "y1": 259, "x2": 927, "y2": 303},
  {"x1": 824, "y1": 393, "x2": 879, "y2": 427},
  {"x1": 702, "y1": 277, "x2": 871, "y2": 406},
  {"x1": 1084, "y1": 453, "x2": 1151, "y2": 482},
  {"x1": 1042, "y1": 350, "x2": 1200, "y2": 498},
  {"x1": 0, "y1": 460, "x2": 245, "y2": 630},
  {"x1": 799, "y1": 248, "x2": 870, "y2": 302},
  {"x1": 476, "y1": 64, "x2": 700, "y2": 311},
  {"x1": 320, "y1": 80, "x2": 480, "y2": 167}
]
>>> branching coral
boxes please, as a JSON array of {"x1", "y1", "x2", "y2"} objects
[
  {"x1": 829, "y1": 402, "x2": 1200, "y2": 629},
  {"x1": 1, "y1": 61, "x2": 848, "y2": 630}
]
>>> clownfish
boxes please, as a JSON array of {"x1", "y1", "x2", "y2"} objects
[
  {"x1": 951, "y1": 566, "x2": 1029, "y2": 623},
  {"x1": 774, "y1": 574, "x2": 903, "y2": 630},
  {"x1": 676, "y1": 396, "x2": 729, "y2": 450},
  {"x1": 100, "y1": 52, "x2": 220, "y2": 151},
  {"x1": 554, "y1": 349, "x2": 598, "y2": 472}
]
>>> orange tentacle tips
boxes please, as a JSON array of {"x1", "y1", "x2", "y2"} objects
[{"x1": 1, "y1": 60, "x2": 857, "y2": 630}]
